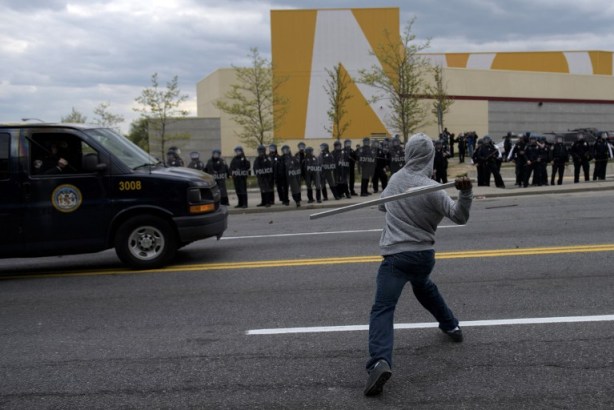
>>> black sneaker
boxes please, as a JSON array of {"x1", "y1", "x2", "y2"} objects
[
  {"x1": 364, "y1": 359, "x2": 392, "y2": 396},
  {"x1": 443, "y1": 326, "x2": 463, "y2": 343}
]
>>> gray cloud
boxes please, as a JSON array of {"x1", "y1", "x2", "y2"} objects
[{"x1": 1, "y1": 0, "x2": 612, "y2": 132}]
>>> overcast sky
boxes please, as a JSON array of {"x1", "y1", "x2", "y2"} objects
[{"x1": 2, "y1": 0, "x2": 613, "y2": 133}]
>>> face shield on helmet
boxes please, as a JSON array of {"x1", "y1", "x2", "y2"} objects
[
  {"x1": 344, "y1": 139, "x2": 352, "y2": 148},
  {"x1": 298, "y1": 142, "x2": 306, "y2": 151},
  {"x1": 320, "y1": 143, "x2": 329, "y2": 153},
  {"x1": 268, "y1": 144, "x2": 277, "y2": 154},
  {"x1": 190, "y1": 151, "x2": 200, "y2": 160},
  {"x1": 362, "y1": 138, "x2": 370, "y2": 147},
  {"x1": 234, "y1": 145, "x2": 244, "y2": 155},
  {"x1": 305, "y1": 146, "x2": 314, "y2": 155},
  {"x1": 281, "y1": 145, "x2": 291, "y2": 155},
  {"x1": 257, "y1": 145, "x2": 266, "y2": 156}
]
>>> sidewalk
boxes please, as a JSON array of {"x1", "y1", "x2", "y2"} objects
[{"x1": 226, "y1": 163, "x2": 614, "y2": 215}]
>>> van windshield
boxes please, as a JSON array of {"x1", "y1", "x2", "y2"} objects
[{"x1": 84, "y1": 128, "x2": 160, "y2": 170}]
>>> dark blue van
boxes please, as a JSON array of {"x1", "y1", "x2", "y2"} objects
[{"x1": 0, "y1": 123, "x2": 227, "y2": 269}]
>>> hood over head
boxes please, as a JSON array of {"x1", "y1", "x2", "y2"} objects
[{"x1": 404, "y1": 132, "x2": 435, "y2": 177}]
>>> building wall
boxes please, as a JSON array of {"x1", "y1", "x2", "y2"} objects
[
  {"x1": 488, "y1": 101, "x2": 614, "y2": 137},
  {"x1": 196, "y1": 8, "x2": 614, "y2": 151},
  {"x1": 196, "y1": 68, "x2": 241, "y2": 157},
  {"x1": 148, "y1": 117, "x2": 220, "y2": 163}
]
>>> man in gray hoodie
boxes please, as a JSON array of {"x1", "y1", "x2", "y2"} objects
[{"x1": 364, "y1": 133, "x2": 473, "y2": 396}]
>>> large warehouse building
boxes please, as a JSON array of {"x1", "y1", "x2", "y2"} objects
[{"x1": 197, "y1": 7, "x2": 614, "y2": 155}]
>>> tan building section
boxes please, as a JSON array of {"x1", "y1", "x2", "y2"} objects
[{"x1": 196, "y1": 8, "x2": 614, "y2": 154}]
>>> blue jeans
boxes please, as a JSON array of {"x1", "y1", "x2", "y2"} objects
[{"x1": 366, "y1": 250, "x2": 459, "y2": 370}]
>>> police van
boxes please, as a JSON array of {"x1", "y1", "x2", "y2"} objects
[{"x1": 0, "y1": 123, "x2": 228, "y2": 269}]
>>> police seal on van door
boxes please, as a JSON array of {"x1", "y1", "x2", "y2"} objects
[{"x1": 51, "y1": 184, "x2": 83, "y2": 213}]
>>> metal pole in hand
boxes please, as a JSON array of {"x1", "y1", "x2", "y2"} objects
[{"x1": 309, "y1": 181, "x2": 456, "y2": 220}]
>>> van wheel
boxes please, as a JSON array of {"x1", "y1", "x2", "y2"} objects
[{"x1": 115, "y1": 215, "x2": 177, "y2": 269}]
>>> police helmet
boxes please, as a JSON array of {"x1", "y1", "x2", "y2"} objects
[
  {"x1": 320, "y1": 143, "x2": 329, "y2": 151},
  {"x1": 190, "y1": 151, "x2": 200, "y2": 160},
  {"x1": 269, "y1": 143, "x2": 277, "y2": 152},
  {"x1": 482, "y1": 135, "x2": 492, "y2": 144},
  {"x1": 257, "y1": 145, "x2": 266, "y2": 154},
  {"x1": 281, "y1": 145, "x2": 291, "y2": 154},
  {"x1": 344, "y1": 139, "x2": 352, "y2": 147},
  {"x1": 298, "y1": 142, "x2": 306, "y2": 150},
  {"x1": 333, "y1": 140, "x2": 341, "y2": 148},
  {"x1": 234, "y1": 145, "x2": 244, "y2": 154},
  {"x1": 305, "y1": 146, "x2": 314, "y2": 154},
  {"x1": 167, "y1": 146, "x2": 178, "y2": 155}
]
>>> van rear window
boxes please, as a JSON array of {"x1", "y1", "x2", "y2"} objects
[{"x1": 0, "y1": 133, "x2": 9, "y2": 180}]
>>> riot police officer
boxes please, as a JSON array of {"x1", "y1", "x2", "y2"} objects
[
  {"x1": 524, "y1": 136, "x2": 541, "y2": 187},
  {"x1": 372, "y1": 139, "x2": 390, "y2": 193},
  {"x1": 166, "y1": 146, "x2": 184, "y2": 167},
  {"x1": 333, "y1": 140, "x2": 351, "y2": 199},
  {"x1": 304, "y1": 146, "x2": 322, "y2": 203},
  {"x1": 433, "y1": 140, "x2": 449, "y2": 183},
  {"x1": 282, "y1": 145, "x2": 302, "y2": 207},
  {"x1": 188, "y1": 151, "x2": 205, "y2": 171},
  {"x1": 204, "y1": 149, "x2": 230, "y2": 206},
  {"x1": 508, "y1": 135, "x2": 528, "y2": 187},
  {"x1": 389, "y1": 136, "x2": 405, "y2": 174},
  {"x1": 269, "y1": 143, "x2": 288, "y2": 205},
  {"x1": 253, "y1": 145, "x2": 275, "y2": 207},
  {"x1": 344, "y1": 139, "x2": 358, "y2": 196},
  {"x1": 592, "y1": 132, "x2": 611, "y2": 180},
  {"x1": 319, "y1": 143, "x2": 340, "y2": 200},
  {"x1": 570, "y1": 134, "x2": 591, "y2": 183},
  {"x1": 296, "y1": 142, "x2": 307, "y2": 186},
  {"x1": 550, "y1": 136, "x2": 569, "y2": 185},
  {"x1": 359, "y1": 137, "x2": 376, "y2": 196},
  {"x1": 229, "y1": 146, "x2": 250, "y2": 208}
]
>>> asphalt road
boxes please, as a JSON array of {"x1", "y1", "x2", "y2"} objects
[{"x1": 1, "y1": 191, "x2": 614, "y2": 409}]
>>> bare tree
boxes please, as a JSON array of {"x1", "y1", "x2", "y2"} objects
[
  {"x1": 134, "y1": 73, "x2": 189, "y2": 159},
  {"x1": 428, "y1": 64, "x2": 454, "y2": 136},
  {"x1": 61, "y1": 107, "x2": 87, "y2": 123},
  {"x1": 93, "y1": 102, "x2": 125, "y2": 131},
  {"x1": 324, "y1": 63, "x2": 353, "y2": 140},
  {"x1": 214, "y1": 48, "x2": 288, "y2": 149},
  {"x1": 359, "y1": 18, "x2": 430, "y2": 142}
]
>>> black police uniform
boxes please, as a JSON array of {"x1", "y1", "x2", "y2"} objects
[
  {"x1": 229, "y1": 151, "x2": 250, "y2": 208},
  {"x1": 359, "y1": 142, "x2": 376, "y2": 196},
  {"x1": 253, "y1": 150, "x2": 275, "y2": 207},
  {"x1": 592, "y1": 137, "x2": 610, "y2": 180},
  {"x1": 269, "y1": 148, "x2": 289, "y2": 205},
  {"x1": 570, "y1": 139, "x2": 592, "y2": 182},
  {"x1": 333, "y1": 144, "x2": 351, "y2": 199},
  {"x1": 550, "y1": 141, "x2": 569, "y2": 185},
  {"x1": 283, "y1": 149, "x2": 302, "y2": 206},
  {"x1": 204, "y1": 155, "x2": 230, "y2": 205},
  {"x1": 304, "y1": 149, "x2": 322, "y2": 203},
  {"x1": 319, "y1": 145, "x2": 339, "y2": 200},
  {"x1": 372, "y1": 145, "x2": 389, "y2": 193}
]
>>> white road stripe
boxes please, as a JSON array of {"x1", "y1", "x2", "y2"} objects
[
  {"x1": 222, "y1": 225, "x2": 463, "y2": 241},
  {"x1": 246, "y1": 314, "x2": 614, "y2": 335}
]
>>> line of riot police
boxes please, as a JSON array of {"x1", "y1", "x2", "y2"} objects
[{"x1": 507, "y1": 132, "x2": 612, "y2": 187}]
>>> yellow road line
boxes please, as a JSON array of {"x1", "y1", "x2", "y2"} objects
[{"x1": 2, "y1": 244, "x2": 614, "y2": 280}]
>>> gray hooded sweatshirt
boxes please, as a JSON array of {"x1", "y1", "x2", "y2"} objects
[{"x1": 379, "y1": 133, "x2": 472, "y2": 255}]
